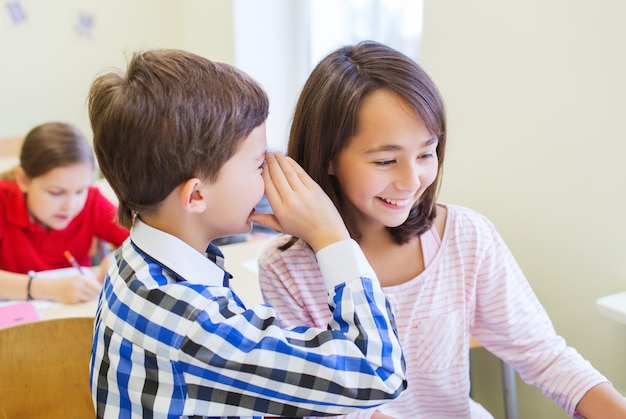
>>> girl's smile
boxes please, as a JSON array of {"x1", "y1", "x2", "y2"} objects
[{"x1": 378, "y1": 196, "x2": 413, "y2": 208}]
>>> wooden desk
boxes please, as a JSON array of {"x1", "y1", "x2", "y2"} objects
[
  {"x1": 596, "y1": 291, "x2": 626, "y2": 325},
  {"x1": 40, "y1": 300, "x2": 97, "y2": 320}
]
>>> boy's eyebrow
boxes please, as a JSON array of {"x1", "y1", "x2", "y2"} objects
[{"x1": 364, "y1": 137, "x2": 438, "y2": 154}]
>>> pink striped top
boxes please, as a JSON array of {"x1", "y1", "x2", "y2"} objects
[{"x1": 258, "y1": 204, "x2": 607, "y2": 418}]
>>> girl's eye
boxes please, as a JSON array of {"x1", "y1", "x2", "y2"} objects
[
  {"x1": 420, "y1": 152, "x2": 435, "y2": 159},
  {"x1": 375, "y1": 159, "x2": 396, "y2": 167}
]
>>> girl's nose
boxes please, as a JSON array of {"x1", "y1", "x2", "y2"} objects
[
  {"x1": 60, "y1": 196, "x2": 73, "y2": 210},
  {"x1": 395, "y1": 162, "x2": 422, "y2": 191},
  {"x1": 61, "y1": 193, "x2": 79, "y2": 211}
]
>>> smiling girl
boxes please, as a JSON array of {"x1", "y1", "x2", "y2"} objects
[
  {"x1": 257, "y1": 41, "x2": 626, "y2": 418},
  {"x1": 0, "y1": 122, "x2": 129, "y2": 303}
]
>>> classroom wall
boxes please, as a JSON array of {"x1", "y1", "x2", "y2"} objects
[
  {"x1": 421, "y1": 0, "x2": 626, "y2": 417},
  {"x1": 0, "y1": 0, "x2": 233, "y2": 141}
]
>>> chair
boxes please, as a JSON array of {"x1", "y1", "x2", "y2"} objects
[
  {"x1": 0, "y1": 135, "x2": 24, "y2": 156},
  {"x1": 470, "y1": 336, "x2": 518, "y2": 419},
  {"x1": 0, "y1": 136, "x2": 23, "y2": 174},
  {"x1": 0, "y1": 317, "x2": 96, "y2": 418}
]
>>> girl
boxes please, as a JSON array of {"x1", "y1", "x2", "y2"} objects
[
  {"x1": 0, "y1": 122, "x2": 129, "y2": 303},
  {"x1": 257, "y1": 41, "x2": 626, "y2": 418}
]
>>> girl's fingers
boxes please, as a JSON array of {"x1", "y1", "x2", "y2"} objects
[
  {"x1": 263, "y1": 152, "x2": 299, "y2": 212},
  {"x1": 264, "y1": 152, "x2": 291, "y2": 193},
  {"x1": 281, "y1": 154, "x2": 318, "y2": 190},
  {"x1": 247, "y1": 213, "x2": 282, "y2": 233}
]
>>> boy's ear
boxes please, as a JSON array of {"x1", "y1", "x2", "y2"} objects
[
  {"x1": 13, "y1": 166, "x2": 30, "y2": 192},
  {"x1": 179, "y1": 178, "x2": 207, "y2": 213}
]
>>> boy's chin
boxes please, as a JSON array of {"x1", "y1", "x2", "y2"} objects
[
  {"x1": 212, "y1": 223, "x2": 253, "y2": 245},
  {"x1": 233, "y1": 222, "x2": 254, "y2": 236}
]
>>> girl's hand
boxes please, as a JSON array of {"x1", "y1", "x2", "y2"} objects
[
  {"x1": 248, "y1": 152, "x2": 349, "y2": 252},
  {"x1": 32, "y1": 270, "x2": 102, "y2": 304}
]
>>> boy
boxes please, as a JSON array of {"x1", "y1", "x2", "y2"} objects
[{"x1": 87, "y1": 49, "x2": 406, "y2": 418}]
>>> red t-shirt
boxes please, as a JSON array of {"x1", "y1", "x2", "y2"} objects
[{"x1": 0, "y1": 180, "x2": 130, "y2": 273}]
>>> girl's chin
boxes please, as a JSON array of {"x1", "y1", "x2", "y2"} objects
[
  {"x1": 383, "y1": 215, "x2": 411, "y2": 228},
  {"x1": 37, "y1": 218, "x2": 69, "y2": 230},
  {"x1": 50, "y1": 223, "x2": 71, "y2": 231},
  {"x1": 384, "y1": 222, "x2": 407, "y2": 229}
]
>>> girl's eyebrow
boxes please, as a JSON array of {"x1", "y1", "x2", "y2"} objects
[
  {"x1": 364, "y1": 137, "x2": 438, "y2": 154},
  {"x1": 424, "y1": 137, "x2": 439, "y2": 146}
]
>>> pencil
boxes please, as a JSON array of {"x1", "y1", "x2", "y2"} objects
[{"x1": 63, "y1": 250, "x2": 85, "y2": 274}]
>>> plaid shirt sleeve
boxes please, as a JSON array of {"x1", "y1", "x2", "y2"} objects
[{"x1": 90, "y1": 225, "x2": 406, "y2": 419}]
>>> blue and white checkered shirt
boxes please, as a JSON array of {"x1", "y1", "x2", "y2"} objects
[{"x1": 90, "y1": 219, "x2": 406, "y2": 418}]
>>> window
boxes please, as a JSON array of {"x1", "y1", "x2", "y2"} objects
[
  {"x1": 308, "y1": 0, "x2": 423, "y2": 67},
  {"x1": 233, "y1": 0, "x2": 423, "y2": 151}
]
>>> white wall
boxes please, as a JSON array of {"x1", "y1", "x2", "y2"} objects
[
  {"x1": 422, "y1": 1, "x2": 626, "y2": 417},
  {"x1": 232, "y1": 0, "x2": 309, "y2": 152},
  {"x1": 0, "y1": 0, "x2": 233, "y2": 142},
  {"x1": 182, "y1": 0, "x2": 234, "y2": 64}
]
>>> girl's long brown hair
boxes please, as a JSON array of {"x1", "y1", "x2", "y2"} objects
[{"x1": 285, "y1": 40, "x2": 447, "y2": 247}]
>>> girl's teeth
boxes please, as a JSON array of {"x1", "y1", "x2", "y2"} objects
[{"x1": 382, "y1": 198, "x2": 409, "y2": 206}]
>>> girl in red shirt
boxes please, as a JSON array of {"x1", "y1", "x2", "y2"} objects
[{"x1": 0, "y1": 122, "x2": 129, "y2": 303}]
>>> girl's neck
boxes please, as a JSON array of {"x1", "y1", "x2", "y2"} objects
[
  {"x1": 360, "y1": 232, "x2": 422, "y2": 287},
  {"x1": 356, "y1": 224, "x2": 404, "y2": 252},
  {"x1": 28, "y1": 212, "x2": 52, "y2": 231}
]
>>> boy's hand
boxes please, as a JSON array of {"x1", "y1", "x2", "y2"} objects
[{"x1": 249, "y1": 152, "x2": 349, "y2": 252}]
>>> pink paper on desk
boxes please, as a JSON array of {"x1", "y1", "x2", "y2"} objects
[{"x1": 0, "y1": 302, "x2": 41, "y2": 329}]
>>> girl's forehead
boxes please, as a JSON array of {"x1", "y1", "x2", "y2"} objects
[{"x1": 32, "y1": 163, "x2": 94, "y2": 185}]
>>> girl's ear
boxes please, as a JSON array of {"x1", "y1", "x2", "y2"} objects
[
  {"x1": 179, "y1": 178, "x2": 207, "y2": 213},
  {"x1": 13, "y1": 166, "x2": 30, "y2": 192},
  {"x1": 327, "y1": 160, "x2": 335, "y2": 176}
]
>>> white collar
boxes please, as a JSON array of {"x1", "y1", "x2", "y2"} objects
[{"x1": 130, "y1": 219, "x2": 226, "y2": 287}]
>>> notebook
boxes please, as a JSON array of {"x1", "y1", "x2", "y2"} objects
[
  {"x1": 0, "y1": 301, "x2": 41, "y2": 329},
  {"x1": 0, "y1": 267, "x2": 82, "y2": 329}
]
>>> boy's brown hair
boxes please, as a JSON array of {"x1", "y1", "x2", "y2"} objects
[
  {"x1": 88, "y1": 49, "x2": 269, "y2": 228},
  {"x1": 288, "y1": 40, "x2": 446, "y2": 244}
]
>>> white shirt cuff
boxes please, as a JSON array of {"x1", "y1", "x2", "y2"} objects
[{"x1": 315, "y1": 238, "x2": 378, "y2": 292}]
